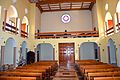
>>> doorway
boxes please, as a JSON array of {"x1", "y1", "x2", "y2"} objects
[
  {"x1": 36, "y1": 43, "x2": 54, "y2": 60},
  {"x1": 27, "y1": 51, "x2": 35, "y2": 64},
  {"x1": 59, "y1": 43, "x2": 75, "y2": 65},
  {"x1": 107, "y1": 39, "x2": 117, "y2": 65},
  {"x1": 80, "y1": 42, "x2": 99, "y2": 60}
]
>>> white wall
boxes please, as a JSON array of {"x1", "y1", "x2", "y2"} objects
[
  {"x1": 41, "y1": 10, "x2": 92, "y2": 32},
  {"x1": 0, "y1": 6, "x2": 1, "y2": 20},
  {"x1": 35, "y1": 7, "x2": 41, "y2": 32},
  {"x1": 92, "y1": 4, "x2": 98, "y2": 30},
  {"x1": 80, "y1": 43, "x2": 95, "y2": 60}
]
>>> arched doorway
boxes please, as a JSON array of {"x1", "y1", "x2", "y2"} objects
[
  {"x1": 80, "y1": 42, "x2": 99, "y2": 60},
  {"x1": 21, "y1": 41, "x2": 27, "y2": 59},
  {"x1": 27, "y1": 51, "x2": 35, "y2": 64},
  {"x1": 18, "y1": 41, "x2": 27, "y2": 65},
  {"x1": 4, "y1": 37, "x2": 16, "y2": 67},
  {"x1": 105, "y1": 12, "x2": 114, "y2": 35},
  {"x1": 21, "y1": 16, "x2": 29, "y2": 38},
  {"x1": 36, "y1": 43, "x2": 54, "y2": 60},
  {"x1": 4, "y1": 5, "x2": 19, "y2": 33},
  {"x1": 107, "y1": 39, "x2": 117, "y2": 65}
]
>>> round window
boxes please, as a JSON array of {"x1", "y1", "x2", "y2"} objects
[{"x1": 61, "y1": 13, "x2": 71, "y2": 23}]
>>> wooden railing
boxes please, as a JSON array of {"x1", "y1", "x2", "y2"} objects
[
  {"x1": 3, "y1": 22, "x2": 18, "y2": 34},
  {"x1": 35, "y1": 31, "x2": 99, "y2": 39},
  {"x1": 21, "y1": 30, "x2": 28, "y2": 38},
  {"x1": 106, "y1": 27, "x2": 114, "y2": 35}
]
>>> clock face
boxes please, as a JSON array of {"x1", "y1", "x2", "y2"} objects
[{"x1": 61, "y1": 14, "x2": 71, "y2": 23}]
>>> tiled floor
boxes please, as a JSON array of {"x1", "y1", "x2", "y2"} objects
[{"x1": 53, "y1": 64, "x2": 79, "y2": 80}]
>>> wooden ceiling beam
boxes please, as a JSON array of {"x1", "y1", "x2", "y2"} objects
[
  {"x1": 38, "y1": 0, "x2": 96, "y2": 5},
  {"x1": 36, "y1": 3, "x2": 43, "y2": 13},
  {"x1": 81, "y1": 2, "x2": 84, "y2": 8},
  {"x1": 48, "y1": 4, "x2": 51, "y2": 10},
  {"x1": 89, "y1": 2, "x2": 94, "y2": 10},
  {"x1": 59, "y1": 3, "x2": 61, "y2": 10},
  {"x1": 70, "y1": 3, "x2": 72, "y2": 9},
  {"x1": 42, "y1": 8, "x2": 90, "y2": 12}
]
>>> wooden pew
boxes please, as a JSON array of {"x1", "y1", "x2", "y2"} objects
[
  {"x1": 87, "y1": 71, "x2": 120, "y2": 80},
  {"x1": 94, "y1": 77, "x2": 120, "y2": 80},
  {"x1": 75, "y1": 60, "x2": 120, "y2": 80},
  {"x1": 84, "y1": 68, "x2": 120, "y2": 74},
  {"x1": 0, "y1": 71, "x2": 42, "y2": 78},
  {"x1": 0, "y1": 60, "x2": 58, "y2": 80},
  {"x1": 0, "y1": 76, "x2": 38, "y2": 80},
  {"x1": 80, "y1": 64, "x2": 114, "y2": 74}
]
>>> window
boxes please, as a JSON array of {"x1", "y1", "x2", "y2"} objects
[{"x1": 61, "y1": 13, "x2": 71, "y2": 23}]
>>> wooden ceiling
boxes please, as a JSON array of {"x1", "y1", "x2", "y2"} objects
[{"x1": 29, "y1": 0, "x2": 96, "y2": 13}]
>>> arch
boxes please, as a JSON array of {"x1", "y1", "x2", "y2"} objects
[
  {"x1": 21, "y1": 16, "x2": 29, "y2": 37},
  {"x1": 105, "y1": 12, "x2": 113, "y2": 30},
  {"x1": 115, "y1": 1, "x2": 120, "y2": 32},
  {"x1": 7, "y1": 5, "x2": 18, "y2": 18},
  {"x1": 21, "y1": 41, "x2": 27, "y2": 60},
  {"x1": 7, "y1": 5, "x2": 18, "y2": 22},
  {"x1": 80, "y1": 42, "x2": 99, "y2": 60},
  {"x1": 36, "y1": 43, "x2": 54, "y2": 60},
  {"x1": 105, "y1": 12, "x2": 114, "y2": 35},
  {"x1": 116, "y1": 0, "x2": 120, "y2": 12},
  {"x1": 107, "y1": 38, "x2": 117, "y2": 65},
  {"x1": 21, "y1": 16, "x2": 29, "y2": 32},
  {"x1": 22, "y1": 16, "x2": 29, "y2": 25},
  {"x1": 4, "y1": 37, "x2": 16, "y2": 65},
  {"x1": 6, "y1": 5, "x2": 19, "y2": 31}
]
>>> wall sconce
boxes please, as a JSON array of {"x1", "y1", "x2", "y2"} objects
[
  {"x1": 33, "y1": 45, "x2": 35, "y2": 48},
  {"x1": 99, "y1": 43, "x2": 101, "y2": 46},
  {"x1": 102, "y1": 49, "x2": 104, "y2": 51}
]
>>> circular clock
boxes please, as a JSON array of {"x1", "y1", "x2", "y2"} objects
[{"x1": 61, "y1": 13, "x2": 71, "y2": 23}]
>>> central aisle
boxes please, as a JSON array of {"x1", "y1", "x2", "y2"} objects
[{"x1": 52, "y1": 64, "x2": 79, "y2": 80}]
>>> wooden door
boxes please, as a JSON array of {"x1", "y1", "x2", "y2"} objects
[
  {"x1": 27, "y1": 51, "x2": 35, "y2": 64},
  {"x1": 59, "y1": 43, "x2": 74, "y2": 65}
]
